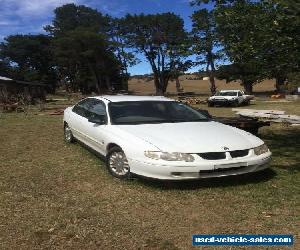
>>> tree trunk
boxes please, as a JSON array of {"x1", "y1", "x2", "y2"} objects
[
  {"x1": 155, "y1": 84, "x2": 164, "y2": 95},
  {"x1": 175, "y1": 76, "x2": 182, "y2": 92},
  {"x1": 209, "y1": 73, "x2": 216, "y2": 95},
  {"x1": 154, "y1": 75, "x2": 163, "y2": 95},
  {"x1": 275, "y1": 76, "x2": 285, "y2": 93},
  {"x1": 94, "y1": 74, "x2": 101, "y2": 94},
  {"x1": 156, "y1": 89, "x2": 164, "y2": 95},
  {"x1": 209, "y1": 59, "x2": 216, "y2": 95},
  {"x1": 161, "y1": 74, "x2": 170, "y2": 95},
  {"x1": 89, "y1": 63, "x2": 101, "y2": 94},
  {"x1": 121, "y1": 74, "x2": 129, "y2": 91},
  {"x1": 105, "y1": 76, "x2": 111, "y2": 91},
  {"x1": 162, "y1": 82, "x2": 168, "y2": 94},
  {"x1": 243, "y1": 81, "x2": 253, "y2": 94},
  {"x1": 70, "y1": 80, "x2": 76, "y2": 92}
]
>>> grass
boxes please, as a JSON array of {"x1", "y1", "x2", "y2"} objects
[{"x1": 0, "y1": 101, "x2": 299, "y2": 249}]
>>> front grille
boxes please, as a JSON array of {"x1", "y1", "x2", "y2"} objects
[
  {"x1": 230, "y1": 149, "x2": 249, "y2": 158},
  {"x1": 198, "y1": 149, "x2": 249, "y2": 160},
  {"x1": 198, "y1": 152, "x2": 226, "y2": 160}
]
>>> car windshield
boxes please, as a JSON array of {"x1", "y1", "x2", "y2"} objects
[
  {"x1": 108, "y1": 101, "x2": 210, "y2": 125},
  {"x1": 215, "y1": 91, "x2": 238, "y2": 96}
]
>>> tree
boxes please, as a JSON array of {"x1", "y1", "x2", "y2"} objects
[
  {"x1": 217, "y1": 63, "x2": 262, "y2": 93},
  {"x1": 214, "y1": 1, "x2": 266, "y2": 93},
  {"x1": 46, "y1": 4, "x2": 122, "y2": 94},
  {"x1": 167, "y1": 40, "x2": 193, "y2": 93},
  {"x1": 53, "y1": 28, "x2": 121, "y2": 94},
  {"x1": 44, "y1": 3, "x2": 110, "y2": 36},
  {"x1": 170, "y1": 60, "x2": 193, "y2": 92},
  {"x1": 191, "y1": 9, "x2": 222, "y2": 94},
  {"x1": 191, "y1": 0, "x2": 236, "y2": 7},
  {"x1": 123, "y1": 13, "x2": 190, "y2": 95},
  {"x1": 0, "y1": 60, "x2": 11, "y2": 77},
  {"x1": 0, "y1": 34, "x2": 57, "y2": 92},
  {"x1": 257, "y1": 0, "x2": 300, "y2": 90},
  {"x1": 193, "y1": 0, "x2": 300, "y2": 92},
  {"x1": 108, "y1": 17, "x2": 140, "y2": 90}
]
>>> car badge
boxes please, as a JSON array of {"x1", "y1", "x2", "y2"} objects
[{"x1": 223, "y1": 147, "x2": 229, "y2": 151}]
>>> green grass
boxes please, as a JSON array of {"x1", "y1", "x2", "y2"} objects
[{"x1": 0, "y1": 101, "x2": 299, "y2": 249}]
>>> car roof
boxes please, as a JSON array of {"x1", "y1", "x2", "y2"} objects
[{"x1": 93, "y1": 95, "x2": 173, "y2": 102}]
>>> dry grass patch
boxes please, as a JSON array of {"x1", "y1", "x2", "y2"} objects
[
  {"x1": 128, "y1": 76, "x2": 276, "y2": 95},
  {"x1": 0, "y1": 107, "x2": 299, "y2": 249}
]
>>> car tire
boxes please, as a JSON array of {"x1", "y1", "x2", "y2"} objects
[
  {"x1": 64, "y1": 123, "x2": 75, "y2": 143},
  {"x1": 106, "y1": 146, "x2": 131, "y2": 179},
  {"x1": 208, "y1": 102, "x2": 214, "y2": 107},
  {"x1": 234, "y1": 100, "x2": 239, "y2": 107}
]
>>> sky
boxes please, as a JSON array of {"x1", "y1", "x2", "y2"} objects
[{"x1": 0, "y1": 0, "x2": 210, "y2": 75}]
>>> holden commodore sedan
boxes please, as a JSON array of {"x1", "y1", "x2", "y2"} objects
[{"x1": 63, "y1": 95, "x2": 271, "y2": 180}]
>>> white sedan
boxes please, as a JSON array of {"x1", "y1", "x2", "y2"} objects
[{"x1": 63, "y1": 95, "x2": 271, "y2": 180}]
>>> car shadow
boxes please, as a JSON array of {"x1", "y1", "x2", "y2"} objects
[
  {"x1": 75, "y1": 141, "x2": 276, "y2": 189},
  {"x1": 73, "y1": 125, "x2": 299, "y2": 190},
  {"x1": 133, "y1": 168, "x2": 276, "y2": 190}
]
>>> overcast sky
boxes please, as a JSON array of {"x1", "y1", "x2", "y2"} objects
[{"x1": 0, "y1": 0, "x2": 211, "y2": 75}]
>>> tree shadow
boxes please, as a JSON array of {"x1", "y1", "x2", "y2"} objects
[
  {"x1": 261, "y1": 128, "x2": 300, "y2": 174},
  {"x1": 252, "y1": 91, "x2": 275, "y2": 97}
]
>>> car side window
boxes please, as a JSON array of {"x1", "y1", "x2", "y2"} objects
[
  {"x1": 238, "y1": 92, "x2": 242, "y2": 96},
  {"x1": 72, "y1": 98, "x2": 107, "y2": 121},
  {"x1": 72, "y1": 99, "x2": 90, "y2": 118},
  {"x1": 88, "y1": 99, "x2": 107, "y2": 123}
]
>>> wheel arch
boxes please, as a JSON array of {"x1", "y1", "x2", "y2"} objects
[{"x1": 106, "y1": 143, "x2": 121, "y2": 154}]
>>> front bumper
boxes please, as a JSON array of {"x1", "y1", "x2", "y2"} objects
[
  {"x1": 128, "y1": 152, "x2": 272, "y2": 180},
  {"x1": 208, "y1": 99, "x2": 238, "y2": 106}
]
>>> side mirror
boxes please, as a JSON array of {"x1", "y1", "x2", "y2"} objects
[{"x1": 88, "y1": 115, "x2": 106, "y2": 125}]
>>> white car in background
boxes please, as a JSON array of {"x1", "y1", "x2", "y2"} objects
[
  {"x1": 63, "y1": 95, "x2": 271, "y2": 180},
  {"x1": 208, "y1": 90, "x2": 254, "y2": 107}
]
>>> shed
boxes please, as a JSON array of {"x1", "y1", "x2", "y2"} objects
[{"x1": 0, "y1": 76, "x2": 46, "y2": 104}]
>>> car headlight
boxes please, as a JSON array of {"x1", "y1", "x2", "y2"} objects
[
  {"x1": 144, "y1": 151, "x2": 195, "y2": 162},
  {"x1": 254, "y1": 144, "x2": 269, "y2": 155}
]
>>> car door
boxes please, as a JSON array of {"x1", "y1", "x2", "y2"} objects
[
  {"x1": 69, "y1": 99, "x2": 92, "y2": 144},
  {"x1": 83, "y1": 98, "x2": 108, "y2": 155},
  {"x1": 237, "y1": 91, "x2": 243, "y2": 104}
]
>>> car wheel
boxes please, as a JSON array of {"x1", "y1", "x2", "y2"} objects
[
  {"x1": 208, "y1": 102, "x2": 214, "y2": 107},
  {"x1": 234, "y1": 100, "x2": 239, "y2": 107},
  {"x1": 64, "y1": 123, "x2": 75, "y2": 143},
  {"x1": 106, "y1": 147, "x2": 131, "y2": 179}
]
